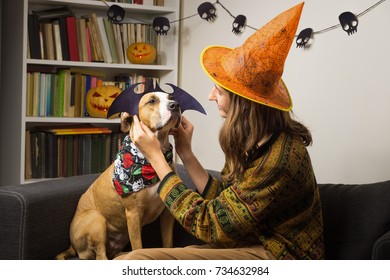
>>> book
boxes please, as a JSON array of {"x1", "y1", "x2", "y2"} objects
[
  {"x1": 32, "y1": 72, "x2": 40, "y2": 116},
  {"x1": 49, "y1": 74, "x2": 58, "y2": 117},
  {"x1": 52, "y1": 20, "x2": 63, "y2": 61},
  {"x1": 26, "y1": 73, "x2": 34, "y2": 116},
  {"x1": 97, "y1": 16, "x2": 113, "y2": 63},
  {"x1": 25, "y1": 130, "x2": 32, "y2": 179},
  {"x1": 85, "y1": 27, "x2": 93, "y2": 62},
  {"x1": 77, "y1": 18, "x2": 89, "y2": 62},
  {"x1": 154, "y1": 0, "x2": 165, "y2": 6},
  {"x1": 68, "y1": 67, "x2": 105, "y2": 78},
  {"x1": 91, "y1": 13, "x2": 107, "y2": 63},
  {"x1": 45, "y1": 132, "x2": 58, "y2": 178},
  {"x1": 57, "y1": 136, "x2": 63, "y2": 177},
  {"x1": 85, "y1": 14, "x2": 104, "y2": 62},
  {"x1": 83, "y1": 134, "x2": 92, "y2": 174},
  {"x1": 32, "y1": 6, "x2": 73, "y2": 21},
  {"x1": 91, "y1": 134, "x2": 99, "y2": 173},
  {"x1": 135, "y1": 23, "x2": 143, "y2": 43},
  {"x1": 27, "y1": 14, "x2": 42, "y2": 59},
  {"x1": 45, "y1": 73, "x2": 52, "y2": 116},
  {"x1": 128, "y1": 23, "x2": 136, "y2": 46},
  {"x1": 121, "y1": 23, "x2": 129, "y2": 64},
  {"x1": 85, "y1": 19, "x2": 97, "y2": 62},
  {"x1": 113, "y1": 23, "x2": 124, "y2": 64},
  {"x1": 103, "y1": 17, "x2": 119, "y2": 64},
  {"x1": 39, "y1": 73, "x2": 47, "y2": 116},
  {"x1": 62, "y1": 69, "x2": 72, "y2": 117},
  {"x1": 45, "y1": 127, "x2": 112, "y2": 135},
  {"x1": 66, "y1": 16, "x2": 80, "y2": 61},
  {"x1": 74, "y1": 73, "x2": 83, "y2": 117},
  {"x1": 31, "y1": 132, "x2": 46, "y2": 178},
  {"x1": 84, "y1": 75, "x2": 92, "y2": 117},
  {"x1": 42, "y1": 22, "x2": 55, "y2": 60},
  {"x1": 58, "y1": 16, "x2": 70, "y2": 61},
  {"x1": 66, "y1": 135, "x2": 74, "y2": 177},
  {"x1": 69, "y1": 74, "x2": 76, "y2": 117},
  {"x1": 56, "y1": 69, "x2": 67, "y2": 117}
]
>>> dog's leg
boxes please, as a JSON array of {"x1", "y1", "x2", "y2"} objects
[
  {"x1": 125, "y1": 210, "x2": 143, "y2": 250},
  {"x1": 72, "y1": 212, "x2": 109, "y2": 260},
  {"x1": 160, "y1": 208, "x2": 175, "y2": 248},
  {"x1": 55, "y1": 246, "x2": 76, "y2": 260}
]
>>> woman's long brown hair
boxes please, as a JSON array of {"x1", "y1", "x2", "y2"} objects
[{"x1": 219, "y1": 91, "x2": 312, "y2": 182}]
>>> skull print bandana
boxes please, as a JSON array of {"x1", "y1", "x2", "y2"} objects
[{"x1": 112, "y1": 135, "x2": 173, "y2": 196}]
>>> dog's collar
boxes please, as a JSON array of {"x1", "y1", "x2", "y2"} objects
[{"x1": 112, "y1": 135, "x2": 173, "y2": 196}]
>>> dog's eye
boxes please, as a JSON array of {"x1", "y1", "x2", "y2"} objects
[{"x1": 148, "y1": 98, "x2": 156, "y2": 104}]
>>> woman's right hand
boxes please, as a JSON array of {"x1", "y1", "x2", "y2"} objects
[{"x1": 170, "y1": 116, "x2": 194, "y2": 161}]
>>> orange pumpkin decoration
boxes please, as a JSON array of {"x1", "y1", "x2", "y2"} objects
[
  {"x1": 86, "y1": 85, "x2": 121, "y2": 118},
  {"x1": 127, "y1": 42, "x2": 157, "y2": 64}
]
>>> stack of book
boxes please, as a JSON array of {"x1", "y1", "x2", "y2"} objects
[
  {"x1": 28, "y1": 8, "x2": 159, "y2": 64},
  {"x1": 26, "y1": 65, "x2": 159, "y2": 118},
  {"x1": 25, "y1": 126, "x2": 127, "y2": 179}
]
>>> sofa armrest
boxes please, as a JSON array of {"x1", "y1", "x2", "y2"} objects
[
  {"x1": 0, "y1": 174, "x2": 99, "y2": 260},
  {"x1": 372, "y1": 231, "x2": 390, "y2": 260}
]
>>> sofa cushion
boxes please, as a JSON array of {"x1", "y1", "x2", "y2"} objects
[
  {"x1": 0, "y1": 174, "x2": 99, "y2": 259},
  {"x1": 318, "y1": 180, "x2": 390, "y2": 259}
]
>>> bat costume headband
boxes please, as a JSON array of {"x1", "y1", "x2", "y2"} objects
[{"x1": 107, "y1": 81, "x2": 206, "y2": 118}]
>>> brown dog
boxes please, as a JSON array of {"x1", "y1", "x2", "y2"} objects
[{"x1": 56, "y1": 91, "x2": 179, "y2": 260}]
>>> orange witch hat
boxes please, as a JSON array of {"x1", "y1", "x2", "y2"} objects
[{"x1": 201, "y1": 3, "x2": 304, "y2": 111}]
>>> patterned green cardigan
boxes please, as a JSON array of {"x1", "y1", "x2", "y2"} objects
[{"x1": 158, "y1": 132, "x2": 324, "y2": 259}]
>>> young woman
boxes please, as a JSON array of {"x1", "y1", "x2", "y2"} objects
[{"x1": 115, "y1": 3, "x2": 324, "y2": 260}]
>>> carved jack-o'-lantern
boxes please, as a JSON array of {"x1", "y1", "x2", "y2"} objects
[
  {"x1": 126, "y1": 42, "x2": 156, "y2": 64},
  {"x1": 86, "y1": 85, "x2": 121, "y2": 118}
]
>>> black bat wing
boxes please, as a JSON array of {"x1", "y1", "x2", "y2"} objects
[
  {"x1": 106, "y1": 83, "x2": 143, "y2": 118},
  {"x1": 167, "y1": 83, "x2": 207, "y2": 115}
]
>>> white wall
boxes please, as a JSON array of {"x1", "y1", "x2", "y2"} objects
[{"x1": 178, "y1": 0, "x2": 390, "y2": 184}]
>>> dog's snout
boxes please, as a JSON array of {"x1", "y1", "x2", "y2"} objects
[{"x1": 168, "y1": 101, "x2": 179, "y2": 111}]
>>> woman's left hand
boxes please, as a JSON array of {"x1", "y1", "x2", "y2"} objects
[{"x1": 132, "y1": 115, "x2": 161, "y2": 161}]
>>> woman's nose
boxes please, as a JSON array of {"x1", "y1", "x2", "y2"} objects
[{"x1": 208, "y1": 87, "x2": 217, "y2": 101}]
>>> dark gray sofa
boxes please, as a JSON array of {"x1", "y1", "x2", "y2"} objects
[{"x1": 0, "y1": 164, "x2": 389, "y2": 260}]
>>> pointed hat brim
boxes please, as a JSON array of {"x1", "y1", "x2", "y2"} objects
[{"x1": 200, "y1": 3, "x2": 304, "y2": 111}]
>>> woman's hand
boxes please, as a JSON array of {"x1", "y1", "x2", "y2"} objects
[
  {"x1": 132, "y1": 115, "x2": 172, "y2": 180},
  {"x1": 170, "y1": 116, "x2": 194, "y2": 161},
  {"x1": 132, "y1": 115, "x2": 162, "y2": 161}
]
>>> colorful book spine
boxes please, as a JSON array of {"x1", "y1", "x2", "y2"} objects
[{"x1": 66, "y1": 16, "x2": 80, "y2": 61}]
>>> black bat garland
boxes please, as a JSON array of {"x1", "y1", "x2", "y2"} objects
[{"x1": 107, "y1": 82, "x2": 206, "y2": 118}]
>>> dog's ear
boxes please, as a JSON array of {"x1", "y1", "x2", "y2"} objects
[{"x1": 120, "y1": 112, "x2": 132, "y2": 133}]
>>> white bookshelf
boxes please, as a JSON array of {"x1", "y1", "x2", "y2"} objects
[{"x1": 0, "y1": 0, "x2": 180, "y2": 185}]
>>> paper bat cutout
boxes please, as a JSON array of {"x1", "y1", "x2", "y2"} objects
[{"x1": 107, "y1": 81, "x2": 207, "y2": 118}]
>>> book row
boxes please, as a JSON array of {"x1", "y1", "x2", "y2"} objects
[
  {"x1": 25, "y1": 130, "x2": 127, "y2": 179},
  {"x1": 28, "y1": 10, "x2": 159, "y2": 64},
  {"x1": 104, "y1": 0, "x2": 164, "y2": 5},
  {"x1": 26, "y1": 66, "x2": 158, "y2": 118}
]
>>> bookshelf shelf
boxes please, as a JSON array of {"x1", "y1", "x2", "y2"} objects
[
  {"x1": 27, "y1": 59, "x2": 175, "y2": 71},
  {"x1": 0, "y1": 0, "x2": 180, "y2": 185},
  {"x1": 25, "y1": 116, "x2": 120, "y2": 123},
  {"x1": 29, "y1": 0, "x2": 176, "y2": 14}
]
